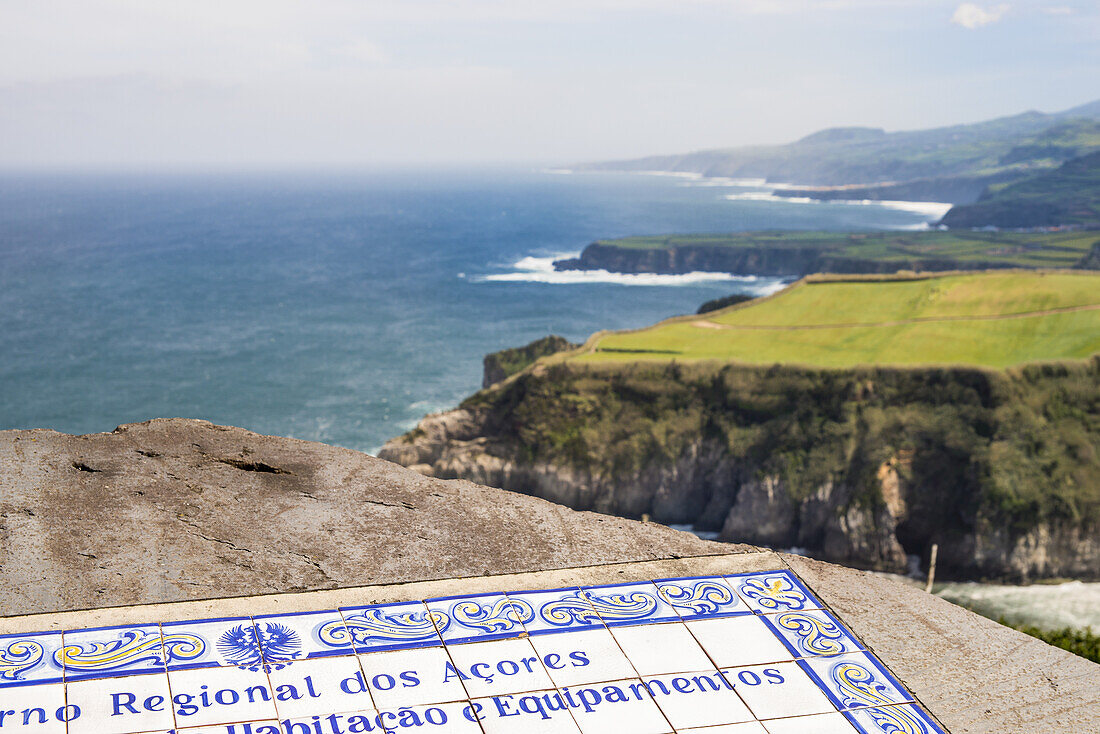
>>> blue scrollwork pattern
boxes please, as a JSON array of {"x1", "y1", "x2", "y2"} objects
[
  {"x1": 830, "y1": 660, "x2": 897, "y2": 708},
  {"x1": 322, "y1": 606, "x2": 447, "y2": 648},
  {"x1": 579, "y1": 589, "x2": 658, "y2": 623},
  {"x1": 0, "y1": 639, "x2": 46, "y2": 682},
  {"x1": 775, "y1": 612, "x2": 847, "y2": 655},
  {"x1": 54, "y1": 630, "x2": 165, "y2": 673},
  {"x1": 655, "y1": 580, "x2": 735, "y2": 616},
  {"x1": 737, "y1": 574, "x2": 809, "y2": 611}
]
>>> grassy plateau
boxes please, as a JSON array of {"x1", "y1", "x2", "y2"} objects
[{"x1": 577, "y1": 271, "x2": 1100, "y2": 369}]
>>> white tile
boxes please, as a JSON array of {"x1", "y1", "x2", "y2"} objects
[
  {"x1": 252, "y1": 611, "x2": 355, "y2": 665},
  {"x1": 528, "y1": 628, "x2": 637, "y2": 687},
  {"x1": 0, "y1": 632, "x2": 65, "y2": 687},
  {"x1": 686, "y1": 615, "x2": 793, "y2": 667},
  {"x1": 176, "y1": 723, "x2": 280, "y2": 733},
  {"x1": 372, "y1": 700, "x2": 484, "y2": 733},
  {"x1": 266, "y1": 654, "x2": 373, "y2": 719},
  {"x1": 582, "y1": 583, "x2": 680, "y2": 627},
  {"x1": 473, "y1": 690, "x2": 581, "y2": 733},
  {"x1": 610, "y1": 622, "x2": 714, "y2": 676},
  {"x1": 559, "y1": 678, "x2": 672, "y2": 734},
  {"x1": 66, "y1": 671, "x2": 174, "y2": 734},
  {"x1": 798, "y1": 653, "x2": 913, "y2": 711},
  {"x1": 446, "y1": 637, "x2": 555, "y2": 698},
  {"x1": 763, "y1": 711, "x2": 860, "y2": 734},
  {"x1": 0, "y1": 681, "x2": 66, "y2": 734},
  {"x1": 644, "y1": 671, "x2": 754, "y2": 730},
  {"x1": 720, "y1": 662, "x2": 835, "y2": 720},
  {"x1": 358, "y1": 645, "x2": 467, "y2": 707},
  {"x1": 682, "y1": 723, "x2": 768, "y2": 734},
  {"x1": 168, "y1": 664, "x2": 278, "y2": 727},
  {"x1": 653, "y1": 577, "x2": 750, "y2": 620},
  {"x1": 160, "y1": 618, "x2": 262, "y2": 671}
]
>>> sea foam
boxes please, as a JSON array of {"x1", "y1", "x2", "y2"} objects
[{"x1": 476, "y1": 252, "x2": 788, "y2": 292}]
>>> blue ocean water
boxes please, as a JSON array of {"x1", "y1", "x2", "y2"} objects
[{"x1": 0, "y1": 168, "x2": 939, "y2": 452}]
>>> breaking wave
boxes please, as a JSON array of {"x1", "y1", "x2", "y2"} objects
[{"x1": 475, "y1": 253, "x2": 789, "y2": 293}]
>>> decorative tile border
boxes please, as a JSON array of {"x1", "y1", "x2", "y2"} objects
[
  {"x1": 0, "y1": 570, "x2": 946, "y2": 733},
  {"x1": 0, "y1": 631, "x2": 65, "y2": 687}
]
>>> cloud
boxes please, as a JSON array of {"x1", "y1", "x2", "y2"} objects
[
  {"x1": 950, "y1": 3, "x2": 1009, "y2": 28},
  {"x1": 1041, "y1": 5, "x2": 1073, "y2": 15}
]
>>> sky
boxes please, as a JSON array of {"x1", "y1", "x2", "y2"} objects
[{"x1": 0, "y1": 0, "x2": 1097, "y2": 169}]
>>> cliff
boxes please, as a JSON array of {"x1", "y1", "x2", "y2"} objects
[
  {"x1": 380, "y1": 359, "x2": 1100, "y2": 582},
  {"x1": 940, "y1": 151, "x2": 1100, "y2": 229},
  {"x1": 483, "y1": 335, "x2": 581, "y2": 388},
  {"x1": 553, "y1": 231, "x2": 1100, "y2": 276}
]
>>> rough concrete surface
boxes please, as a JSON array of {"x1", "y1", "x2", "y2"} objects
[
  {"x1": 1, "y1": 418, "x2": 1098, "y2": 733},
  {"x1": 0, "y1": 418, "x2": 731, "y2": 616}
]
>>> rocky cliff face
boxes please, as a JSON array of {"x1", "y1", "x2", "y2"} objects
[
  {"x1": 380, "y1": 361, "x2": 1100, "y2": 582},
  {"x1": 552, "y1": 243, "x2": 1027, "y2": 277}
]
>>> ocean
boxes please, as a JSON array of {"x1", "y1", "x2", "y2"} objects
[
  {"x1": 4, "y1": 167, "x2": 1096, "y2": 630},
  {"x1": 0, "y1": 167, "x2": 940, "y2": 452}
]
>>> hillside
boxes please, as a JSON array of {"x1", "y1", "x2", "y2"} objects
[
  {"x1": 577, "y1": 101, "x2": 1100, "y2": 203},
  {"x1": 580, "y1": 271, "x2": 1100, "y2": 369},
  {"x1": 380, "y1": 272, "x2": 1100, "y2": 581},
  {"x1": 553, "y1": 230, "x2": 1100, "y2": 276},
  {"x1": 941, "y1": 150, "x2": 1100, "y2": 229}
]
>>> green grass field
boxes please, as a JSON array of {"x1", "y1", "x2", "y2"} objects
[
  {"x1": 601, "y1": 231, "x2": 1099, "y2": 269},
  {"x1": 575, "y1": 271, "x2": 1100, "y2": 369}
]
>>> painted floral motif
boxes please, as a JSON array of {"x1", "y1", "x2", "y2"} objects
[
  {"x1": 858, "y1": 705, "x2": 934, "y2": 734},
  {"x1": 736, "y1": 574, "x2": 810, "y2": 611},
  {"x1": 775, "y1": 611, "x2": 848, "y2": 655},
  {"x1": 0, "y1": 639, "x2": 46, "y2": 682},
  {"x1": 448, "y1": 597, "x2": 527, "y2": 634},
  {"x1": 323, "y1": 606, "x2": 446, "y2": 649},
  {"x1": 527, "y1": 594, "x2": 603, "y2": 628},
  {"x1": 580, "y1": 588, "x2": 659, "y2": 622},
  {"x1": 830, "y1": 660, "x2": 898, "y2": 708},
  {"x1": 55, "y1": 629, "x2": 166, "y2": 673},
  {"x1": 655, "y1": 579, "x2": 737, "y2": 616}
]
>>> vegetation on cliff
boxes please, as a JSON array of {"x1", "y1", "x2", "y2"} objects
[
  {"x1": 454, "y1": 357, "x2": 1100, "y2": 579},
  {"x1": 581, "y1": 271, "x2": 1100, "y2": 369},
  {"x1": 553, "y1": 231, "x2": 1100, "y2": 276},
  {"x1": 941, "y1": 150, "x2": 1100, "y2": 229},
  {"x1": 482, "y1": 335, "x2": 580, "y2": 388}
]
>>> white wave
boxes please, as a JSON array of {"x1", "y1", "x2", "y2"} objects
[
  {"x1": 723, "y1": 191, "x2": 952, "y2": 220},
  {"x1": 475, "y1": 252, "x2": 788, "y2": 292},
  {"x1": 677, "y1": 177, "x2": 770, "y2": 188},
  {"x1": 935, "y1": 580, "x2": 1100, "y2": 631},
  {"x1": 542, "y1": 168, "x2": 574, "y2": 175}
]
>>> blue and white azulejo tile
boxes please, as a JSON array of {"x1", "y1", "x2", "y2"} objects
[
  {"x1": 799, "y1": 651, "x2": 914, "y2": 711},
  {"x1": 653, "y1": 576, "x2": 749, "y2": 620},
  {"x1": 728, "y1": 570, "x2": 822, "y2": 613},
  {"x1": 846, "y1": 704, "x2": 948, "y2": 734},
  {"x1": 159, "y1": 617, "x2": 263, "y2": 671},
  {"x1": 506, "y1": 587, "x2": 604, "y2": 635},
  {"x1": 252, "y1": 610, "x2": 354, "y2": 668},
  {"x1": 337, "y1": 601, "x2": 445, "y2": 653},
  {"x1": 59, "y1": 624, "x2": 168, "y2": 681},
  {"x1": 0, "y1": 631, "x2": 65, "y2": 687},
  {"x1": 579, "y1": 581, "x2": 681, "y2": 627},
  {"x1": 763, "y1": 608, "x2": 864, "y2": 658},
  {"x1": 425, "y1": 593, "x2": 528, "y2": 644}
]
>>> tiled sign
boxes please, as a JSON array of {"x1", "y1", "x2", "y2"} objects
[{"x1": 0, "y1": 570, "x2": 947, "y2": 734}]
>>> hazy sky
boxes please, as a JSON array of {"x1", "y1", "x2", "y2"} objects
[{"x1": 1, "y1": 0, "x2": 1097, "y2": 168}]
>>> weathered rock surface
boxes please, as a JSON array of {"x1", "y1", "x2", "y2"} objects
[{"x1": 0, "y1": 418, "x2": 732, "y2": 616}]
